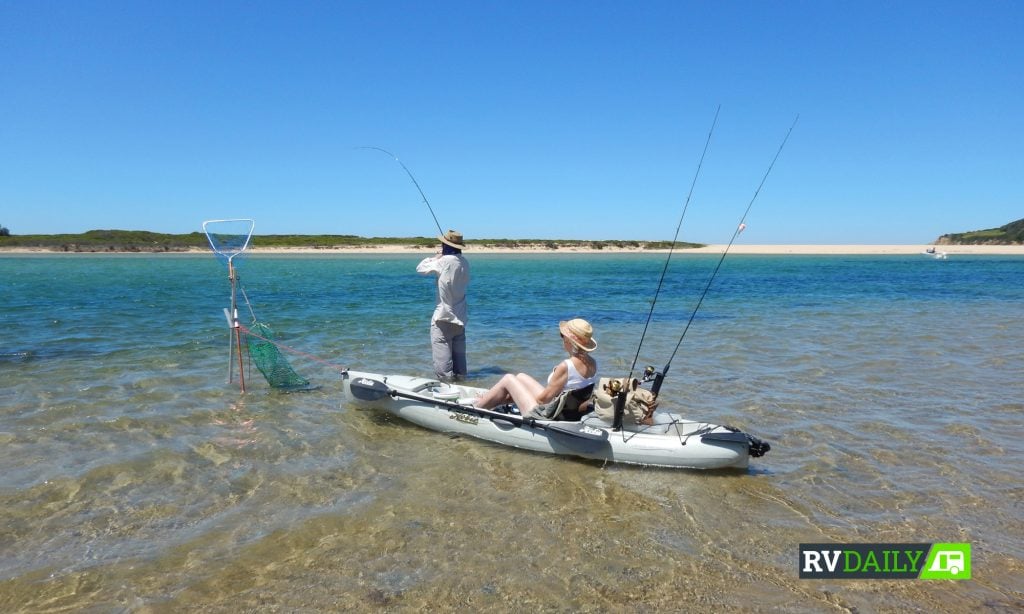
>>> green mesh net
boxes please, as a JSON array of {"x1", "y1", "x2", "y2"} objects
[{"x1": 246, "y1": 322, "x2": 313, "y2": 390}]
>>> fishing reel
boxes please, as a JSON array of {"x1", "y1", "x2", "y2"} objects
[
  {"x1": 608, "y1": 367, "x2": 666, "y2": 432},
  {"x1": 640, "y1": 365, "x2": 667, "y2": 396},
  {"x1": 604, "y1": 378, "x2": 623, "y2": 395},
  {"x1": 606, "y1": 367, "x2": 662, "y2": 394}
]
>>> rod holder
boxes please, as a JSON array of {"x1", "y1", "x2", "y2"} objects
[{"x1": 611, "y1": 385, "x2": 627, "y2": 431}]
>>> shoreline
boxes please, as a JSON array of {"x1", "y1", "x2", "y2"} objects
[{"x1": 2, "y1": 244, "x2": 1024, "y2": 255}]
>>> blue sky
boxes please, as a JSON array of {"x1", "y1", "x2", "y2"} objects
[{"x1": 1, "y1": 1, "x2": 1021, "y2": 244}]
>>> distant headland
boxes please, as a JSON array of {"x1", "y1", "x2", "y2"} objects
[{"x1": 935, "y1": 218, "x2": 1023, "y2": 245}]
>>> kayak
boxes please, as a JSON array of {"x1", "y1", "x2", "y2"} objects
[{"x1": 342, "y1": 370, "x2": 770, "y2": 470}]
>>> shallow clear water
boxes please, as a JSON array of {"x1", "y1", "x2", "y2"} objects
[{"x1": 1, "y1": 253, "x2": 1022, "y2": 611}]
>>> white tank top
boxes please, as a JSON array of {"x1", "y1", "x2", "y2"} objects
[{"x1": 548, "y1": 358, "x2": 598, "y2": 391}]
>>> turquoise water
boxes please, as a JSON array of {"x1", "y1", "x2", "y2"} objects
[{"x1": 1, "y1": 253, "x2": 1022, "y2": 611}]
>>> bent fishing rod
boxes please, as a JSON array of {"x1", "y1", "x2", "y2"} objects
[
  {"x1": 652, "y1": 114, "x2": 800, "y2": 396},
  {"x1": 358, "y1": 146, "x2": 444, "y2": 235}
]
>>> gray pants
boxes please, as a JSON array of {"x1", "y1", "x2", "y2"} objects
[{"x1": 430, "y1": 320, "x2": 466, "y2": 381}]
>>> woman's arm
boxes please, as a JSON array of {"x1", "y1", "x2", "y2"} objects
[{"x1": 535, "y1": 361, "x2": 568, "y2": 404}]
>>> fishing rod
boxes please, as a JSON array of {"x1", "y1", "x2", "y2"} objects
[
  {"x1": 358, "y1": 146, "x2": 444, "y2": 235},
  {"x1": 603, "y1": 107, "x2": 721, "y2": 431},
  {"x1": 625, "y1": 105, "x2": 720, "y2": 384},
  {"x1": 646, "y1": 114, "x2": 800, "y2": 403}
]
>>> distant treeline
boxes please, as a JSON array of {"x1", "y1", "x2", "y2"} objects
[
  {"x1": 0, "y1": 229, "x2": 691, "y2": 252},
  {"x1": 936, "y1": 218, "x2": 1024, "y2": 245},
  {"x1": 0, "y1": 230, "x2": 208, "y2": 252}
]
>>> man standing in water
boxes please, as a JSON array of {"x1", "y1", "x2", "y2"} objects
[{"x1": 416, "y1": 229, "x2": 469, "y2": 381}]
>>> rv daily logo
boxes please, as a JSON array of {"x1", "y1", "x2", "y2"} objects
[{"x1": 799, "y1": 543, "x2": 970, "y2": 580}]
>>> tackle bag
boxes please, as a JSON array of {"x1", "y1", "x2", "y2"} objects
[{"x1": 592, "y1": 377, "x2": 658, "y2": 425}]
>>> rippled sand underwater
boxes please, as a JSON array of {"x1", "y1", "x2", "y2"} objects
[{"x1": 1, "y1": 254, "x2": 1022, "y2": 611}]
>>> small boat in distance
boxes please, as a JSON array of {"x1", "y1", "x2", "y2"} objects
[{"x1": 922, "y1": 247, "x2": 948, "y2": 259}]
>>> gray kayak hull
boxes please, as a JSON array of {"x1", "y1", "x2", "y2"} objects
[{"x1": 343, "y1": 370, "x2": 768, "y2": 470}]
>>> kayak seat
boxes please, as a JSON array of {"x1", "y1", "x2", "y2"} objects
[{"x1": 531, "y1": 384, "x2": 596, "y2": 420}]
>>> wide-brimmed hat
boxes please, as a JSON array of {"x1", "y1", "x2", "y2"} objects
[
  {"x1": 559, "y1": 318, "x2": 597, "y2": 352},
  {"x1": 439, "y1": 229, "x2": 465, "y2": 249}
]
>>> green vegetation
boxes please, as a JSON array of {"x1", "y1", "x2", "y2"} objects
[
  {"x1": 937, "y1": 218, "x2": 1024, "y2": 245},
  {"x1": 254, "y1": 234, "x2": 438, "y2": 248},
  {"x1": 0, "y1": 229, "x2": 208, "y2": 252},
  {"x1": 0, "y1": 223, "x2": 9, "y2": 237},
  {"x1": 0, "y1": 229, "x2": 700, "y2": 252}
]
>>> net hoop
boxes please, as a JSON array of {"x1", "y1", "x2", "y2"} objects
[{"x1": 203, "y1": 218, "x2": 255, "y2": 266}]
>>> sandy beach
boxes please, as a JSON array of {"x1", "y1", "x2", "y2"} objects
[
  {"x1": 2, "y1": 244, "x2": 1023, "y2": 255},
  {"x1": 236, "y1": 244, "x2": 1024, "y2": 255}
]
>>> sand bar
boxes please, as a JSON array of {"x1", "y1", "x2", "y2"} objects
[
  {"x1": 232, "y1": 244, "x2": 1024, "y2": 255},
  {"x1": 2, "y1": 244, "x2": 1023, "y2": 255}
]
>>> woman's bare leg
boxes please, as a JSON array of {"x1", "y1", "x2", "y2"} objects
[
  {"x1": 474, "y1": 374, "x2": 516, "y2": 409},
  {"x1": 501, "y1": 375, "x2": 541, "y2": 413},
  {"x1": 475, "y1": 373, "x2": 539, "y2": 411},
  {"x1": 514, "y1": 373, "x2": 545, "y2": 397}
]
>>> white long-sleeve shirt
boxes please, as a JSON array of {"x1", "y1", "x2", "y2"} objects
[{"x1": 416, "y1": 254, "x2": 469, "y2": 327}]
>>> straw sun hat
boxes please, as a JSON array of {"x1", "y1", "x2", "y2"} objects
[
  {"x1": 439, "y1": 229, "x2": 466, "y2": 249},
  {"x1": 559, "y1": 318, "x2": 598, "y2": 352}
]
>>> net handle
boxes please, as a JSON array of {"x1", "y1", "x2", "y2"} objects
[{"x1": 203, "y1": 218, "x2": 255, "y2": 392}]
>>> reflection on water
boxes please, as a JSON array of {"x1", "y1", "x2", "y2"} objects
[{"x1": 1, "y1": 254, "x2": 1022, "y2": 610}]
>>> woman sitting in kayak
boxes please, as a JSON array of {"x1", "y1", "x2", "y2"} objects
[{"x1": 474, "y1": 318, "x2": 598, "y2": 419}]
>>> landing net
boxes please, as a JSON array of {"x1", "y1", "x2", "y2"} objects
[
  {"x1": 246, "y1": 322, "x2": 315, "y2": 390},
  {"x1": 203, "y1": 217, "x2": 318, "y2": 391}
]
